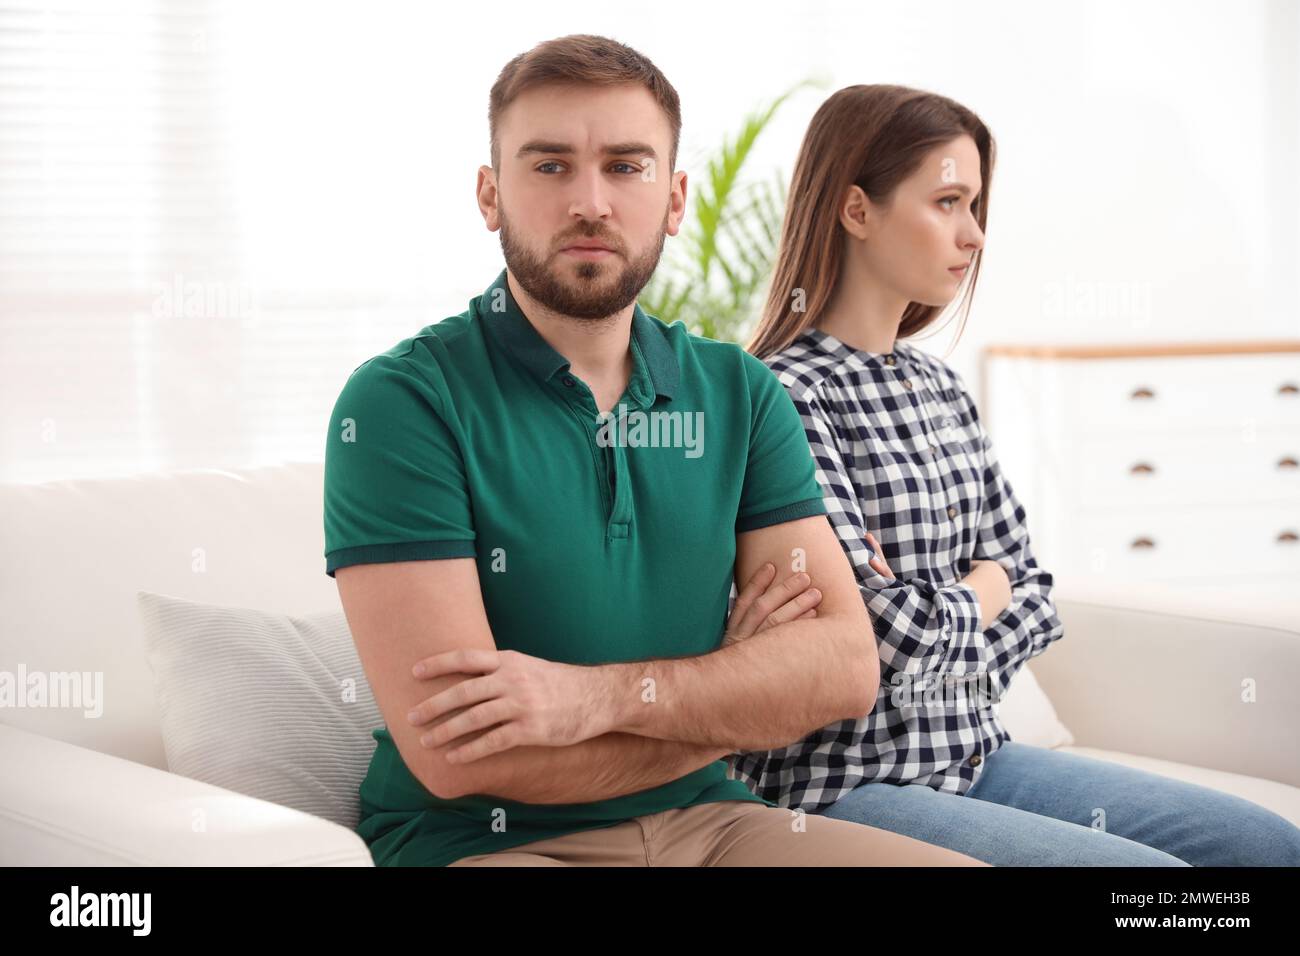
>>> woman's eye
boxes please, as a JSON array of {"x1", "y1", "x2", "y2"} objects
[{"x1": 939, "y1": 196, "x2": 959, "y2": 209}]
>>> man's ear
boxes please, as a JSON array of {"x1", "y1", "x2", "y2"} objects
[
  {"x1": 477, "y1": 164, "x2": 500, "y2": 232},
  {"x1": 665, "y1": 169, "x2": 688, "y2": 238}
]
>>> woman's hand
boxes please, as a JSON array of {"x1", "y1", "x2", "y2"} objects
[
  {"x1": 964, "y1": 559, "x2": 1012, "y2": 628},
  {"x1": 722, "y1": 562, "x2": 822, "y2": 647},
  {"x1": 865, "y1": 531, "x2": 895, "y2": 579}
]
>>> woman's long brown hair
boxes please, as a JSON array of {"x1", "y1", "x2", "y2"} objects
[{"x1": 747, "y1": 85, "x2": 995, "y2": 360}]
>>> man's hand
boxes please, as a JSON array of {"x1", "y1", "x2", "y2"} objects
[
  {"x1": 722, "y1": 561, "x2": 824, "y2": 648},
  {"x1": 404, "y1": 648, "x2": 618, "y2": 764}
]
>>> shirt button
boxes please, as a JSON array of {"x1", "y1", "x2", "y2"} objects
[
  {"x1": 562, "y1": 376, "x2": 575, "y2": 387},
  {"x1": 902, "y1": 379, "x2": 913, "y2": 390},
  {"x1": 969, "y1": 754, "x2": 983, "y2": 767},
  {"x1": 947, "y1": 506, "x2": 957, "y2": 518}
]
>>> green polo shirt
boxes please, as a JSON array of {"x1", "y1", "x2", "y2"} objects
[{"x1": 323, "y1": 267, "x2": 828, "y2": 867}]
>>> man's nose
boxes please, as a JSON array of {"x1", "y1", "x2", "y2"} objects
[{"x1": 567, "y1": 165, "x2": 613, "y2": 220}]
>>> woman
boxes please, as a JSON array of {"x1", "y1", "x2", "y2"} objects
[{"x1": 734, "y1": 83, "x2": 1300, "y2": 866}]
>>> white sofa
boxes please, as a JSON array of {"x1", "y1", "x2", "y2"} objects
[{"x1": 2, "y1": 460, "x2": 1297, "y2": 866}]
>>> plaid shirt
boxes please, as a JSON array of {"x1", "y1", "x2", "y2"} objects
[{"x1": 728, "y1": 327, "x2": 1065, "y2": 810}]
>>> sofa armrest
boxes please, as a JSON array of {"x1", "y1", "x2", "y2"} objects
[
  {"x1": 1030, "y1": 592, "x2": 1300, "y2": 788},
  {"x1": 0, "y1": 723, "x2": 373, "y2": 866}
]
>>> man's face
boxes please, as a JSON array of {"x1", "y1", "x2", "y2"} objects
[{"x1": 480, "y1": 82, "x2": 685, "y2": 320}]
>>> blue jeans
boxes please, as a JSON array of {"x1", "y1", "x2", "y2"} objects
[{"x1": 819, "y1": 741, "x2": 1300, "y2": 866}]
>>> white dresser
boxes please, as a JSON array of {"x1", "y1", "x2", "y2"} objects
[{"x1": 981, "y1": 342, "x2": 1300, "y2": 596}]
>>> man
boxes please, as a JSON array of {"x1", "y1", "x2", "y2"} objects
[{"x1": 323, "y1": 33, "x2": 984, "y2": 867}]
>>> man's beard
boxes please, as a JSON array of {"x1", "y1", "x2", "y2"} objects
[{"x1": 498, "y1": 203, "x2": 668, "y2": 321}]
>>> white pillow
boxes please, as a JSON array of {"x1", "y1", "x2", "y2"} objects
[
  {"x1": 137, "y1": 591, "x2": 381, "y2": 830},
  {"x1": 993, "y1": 663, "x2": 1075, "y2": 749}
]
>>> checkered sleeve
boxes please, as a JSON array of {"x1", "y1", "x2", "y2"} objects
[
  {"x1": 961, "y1": 390, "x2": 1065, "y2": 690},
  {"x1": 789, "y1": 390, "x2": 985, "y2": 678}
]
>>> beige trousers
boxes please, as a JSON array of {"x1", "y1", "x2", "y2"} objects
[{"x1": 447, "y1": 798, "x2": 989, "y2": 866}]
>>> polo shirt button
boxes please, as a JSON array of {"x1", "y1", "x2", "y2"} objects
[
  {"x1": 969, "y1": 754, "x2": 982, "y2": 767},
  {"x1": 947, "y1": 506, "x2": 957, "y2": 518},
  {"x1": 562, "y1": 376, "x2": 575, "y2": 387},
  {"x1": 902, "y1": 379, "x2": 913, "y2": 390}
]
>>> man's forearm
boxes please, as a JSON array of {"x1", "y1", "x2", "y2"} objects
[
  {"x1": 598, "y1": 613, "x2": 876, "y2": 751},
  {"x1": 445, "y1": 728, "x2": 731, "y2": 804}
]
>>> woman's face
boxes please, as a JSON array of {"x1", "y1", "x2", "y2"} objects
[{"x1": 850, "y1": 134, "x2": 985, "y2": 308}]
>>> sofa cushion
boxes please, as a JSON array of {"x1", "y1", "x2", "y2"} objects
[
  {"x1": 0, "y1": 460, "x2": 340, "y2": 770},
  {"x1": 993, "y1": 663, "x2": 1076, "y2": 750},
  {"x1": 137, "y1": 591, "x2": 381, "y2": 830}
]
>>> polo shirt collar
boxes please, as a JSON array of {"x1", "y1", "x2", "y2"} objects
[{"x1": 477, "y1": 268, "x2": 678, "y2": 401}]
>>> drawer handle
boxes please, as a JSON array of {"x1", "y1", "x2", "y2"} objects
[
  {"x1": 1279, "y1": 382, "x2": 1299, "y2": 396},
  {"x1": 1279, "y1": 530, "x2": 1299, "y2": 545},
  {"x1": 1129, "y1": 537, "x2": 1157, "y2": 550},
  {"x1": 1128, "y1": 462, "x2": 1156, "y2": 476},
  {"x1": 1279, "y1": 457, "x2": 1299, "y2": 470},
  {"x1": 1129, "y1": 387, "x2": 1156, "y2": 401}
]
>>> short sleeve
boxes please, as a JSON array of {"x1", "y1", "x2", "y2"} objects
[
  {"x1": 735, "y1": 351, "x2": 828, "y2": 532},
  {"x1": 323, "y1": 353, "x2": 476, "y2": 577}
]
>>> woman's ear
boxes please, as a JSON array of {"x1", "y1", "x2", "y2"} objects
[{"x1": 839, "y1": 184, "x2": 873, "y2": 242}]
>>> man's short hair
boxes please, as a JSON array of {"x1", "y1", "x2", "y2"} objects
[{"x1": 488, "y1": 33, "x2": 682, "y2": 173}]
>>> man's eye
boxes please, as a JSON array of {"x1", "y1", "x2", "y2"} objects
[{"x1": 535, "y1": 162, "x2": 643, "y2": 175}]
